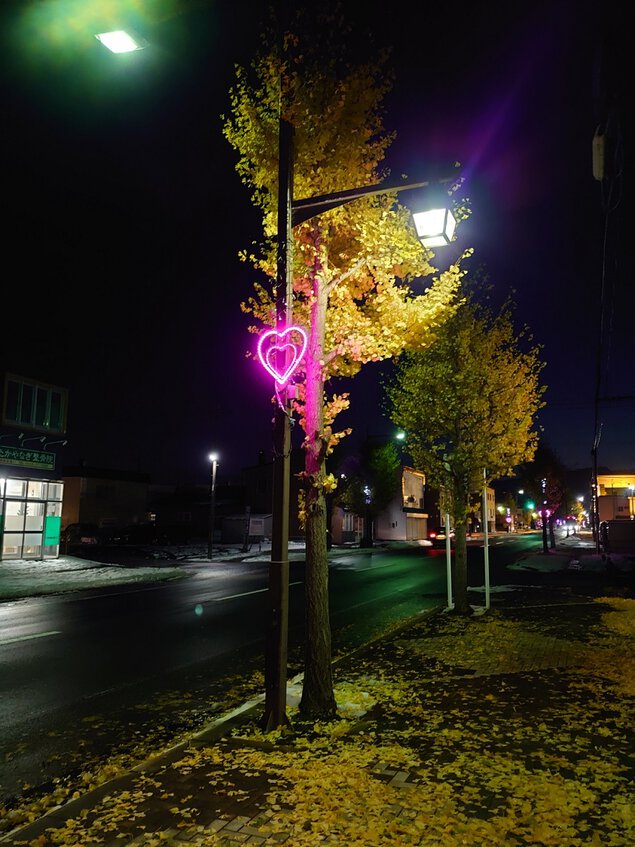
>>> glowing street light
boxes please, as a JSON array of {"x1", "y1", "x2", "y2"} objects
[
  {"x1": 207, "y1": 453, "x2": 219, "y2": 560},
  {"x1": 412, "y1": 205, "x2": 456, "y2": 247},
  {"x1": 95, "y1": 30, "x2": 148, "y2": 53}
]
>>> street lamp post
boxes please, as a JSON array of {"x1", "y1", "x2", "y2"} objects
[
  {"x1": 93, "y1": 26, "x2": 459, "y2": 729},
  {"x1": 263, "y1": 118, "x2": 294, "y2": 731},
  {"x1": 262, "y1": 115, "x2": 459, "y2": 730},
  {"x1": 207, "y1": 453, "x2": 218, "y2": 560},
  {"x1": 541, "y1": 477, "x2": 549, "y2": 554}
]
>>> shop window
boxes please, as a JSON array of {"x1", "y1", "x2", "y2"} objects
[
  {"x1": 22, "y1": 537, "x2": 42, "y2": 558},
  {"x1": 25, "y1": 502, "x2": 45, "y2": 531},
  {"x1": 4, "y1": 501, "x2": 26, "y2": 531},
  {"x1": 27, "y1": 480, "x2": 45, "y2": 499},
  {"x1": 2, "y1": 537, "x2": 21, "y2": 557},
  {"x1": 47, "y1": 482, "x2": 63, "y2": 502},
  {"x1": 6, "y1": 478, "x2": 26, "y2": 498},
  {"x1": 0, "y1": 476, "x2": 64, "y2": 561},
  {"x1": 46, "y1": 501, "x2": 63, "y2": 518}
]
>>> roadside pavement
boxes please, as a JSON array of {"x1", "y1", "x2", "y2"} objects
[{"x1": 1, "y1": 533, "x2": 633, "y2": 846}]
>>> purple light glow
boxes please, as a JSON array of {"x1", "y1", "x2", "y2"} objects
[{"x1": 257, "y1": 325, "x2": 308, "y2": 386}]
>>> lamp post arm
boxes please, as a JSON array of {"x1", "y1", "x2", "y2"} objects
[{"x1": 291, "y1": 167, "x2": 460, "y2": 227}]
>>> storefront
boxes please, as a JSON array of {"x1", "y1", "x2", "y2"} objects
[{"x1": 0, "y1": 476, "x2": 64, "y2": 560}]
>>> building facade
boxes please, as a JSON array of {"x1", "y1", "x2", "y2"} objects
[
  {"x1": 62, "y1": 466, "x2": 151, "y2": 531},
  {"x1": 597, "y1": 473, "x2": 635, "y2": 521},
  {"x1": 374, "y1": 467, "x2": 428, "y2": 541},
  {"x1": 0, "y1": 372, "x2": 69, "y2": 560}
]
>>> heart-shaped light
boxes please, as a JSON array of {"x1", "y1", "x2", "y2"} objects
[{"x1": 257, "y1": 325, "x2": 308, "y2": 385}]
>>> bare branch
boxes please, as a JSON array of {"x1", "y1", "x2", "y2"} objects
[{"x1": 326, "y1": 256, "x2": 367, "y2": 294}]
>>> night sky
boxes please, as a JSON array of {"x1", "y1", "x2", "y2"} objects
[{"x1": 1, "y1": 0, "x2": 633, "y2": 485}]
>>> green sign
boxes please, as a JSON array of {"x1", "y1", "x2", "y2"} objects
[
  {"x1": 44, "y1": 515, "x2": 62, "y2": 545},
  {"x1": 0, "y1": 446, "x2": 55, "y2": 471}
]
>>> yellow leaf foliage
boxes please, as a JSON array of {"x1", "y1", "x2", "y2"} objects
[{"x1": 223, "y1": 20, "x2": 467, "y2": 445}]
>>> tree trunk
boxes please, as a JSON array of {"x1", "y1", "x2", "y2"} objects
[
  {"x1": 359, "y1": 505, "x2": 373, "y2": 547},
  {"x1": 452, "y1": 520, "x2": 471, "y2": 614},
  {"x1": 301, "y1": 483, "x2": 336, "y2": 717},
  {"x1": 299, "y1": 258, "x2": 336, "y2": 719},
  {"x1": 548, "y1": 515, "x2": 556, "y2": 549}
]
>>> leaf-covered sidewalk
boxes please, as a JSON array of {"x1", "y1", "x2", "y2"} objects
[{"x1": 3, "y1": 588, "x2": 633, "y2": 846}]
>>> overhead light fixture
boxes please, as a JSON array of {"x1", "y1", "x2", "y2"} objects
[
  {"x1": 95, "y1": 30, "x2": 148, "y2": 54},
  {"x1": 412, "y1": 206, "x2": 457, "y2": 248}
]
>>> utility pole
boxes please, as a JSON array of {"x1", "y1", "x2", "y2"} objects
[
  {"x1": 207, "y1": 454, "x2": 218, "y2": 560},
  {"x1": 541, "y1": 477, "x2": 549, "y2": 555},
  {"x1": 263, "y1": 116, "x2": 294, "y2": 731}
]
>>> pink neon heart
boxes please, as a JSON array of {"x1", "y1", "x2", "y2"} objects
[{"x1": 257, "y1": 326, "x2": 307, "y2": 384}]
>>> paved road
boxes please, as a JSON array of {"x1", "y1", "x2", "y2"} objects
[{"x1": 0, "y1": 535, "x2": 540, "y2": 803}]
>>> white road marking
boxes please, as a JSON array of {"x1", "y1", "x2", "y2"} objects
[
  {"x1": 0, "y1": 630, "x2": 61, "y2": 646},
  {"x1": 217, "y1": 581, "x2": 303, "y2": 601}
]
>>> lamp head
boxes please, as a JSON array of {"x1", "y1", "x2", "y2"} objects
[
  {"x1": 410, "y1": 183, "x2": 457, "y2": 247},
  {"x1": 412, "y1": 207, "x2": 456, "y2": 247},
  {"x1": 95, "y1": 30, "x2": 147, "y2": 53}
]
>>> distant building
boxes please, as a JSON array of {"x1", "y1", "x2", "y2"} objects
[
  {"x1": 330, "y1": 506, "x2": 364, "y2": 545},
  {"x1": 332, "y1": 465, "x2": 430, "y2": 544},
  {"x1": 597, "y1": 473, "x2": 635, "y2": 521},
  {"x1": 374, "y1": 467, "x2": 428, "y2": 542},
  {"x1": 62, "y1": 466, "x2": 151, "y2": 531},
  {"x1": 0, "y1": 372, "x2": 69, "y2": 560},
  {"x1": 241, "y1": 448, "x2": 305, "y2": 539}
]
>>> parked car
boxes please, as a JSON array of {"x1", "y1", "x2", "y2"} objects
[
  {"x1": 60, "y1": 523, "x2": 102, "y2": 546},
  {"x1": 109, "y1": 524, "x2": 189, "y2": 546},
  {"x1": 427, "y1": 525, "x2": 455, "y2": 547}
]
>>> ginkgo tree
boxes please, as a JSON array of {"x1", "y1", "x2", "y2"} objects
[
  {"x1": 386, "y1": 283, "x2": 546, "y2": 614},
  {"x1": 223, "y1": 10, "x2": 467, "y2": 718}
]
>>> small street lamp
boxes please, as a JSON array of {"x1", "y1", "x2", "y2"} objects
[{"x1": 207, "y1": 453, "x2": 219, "y2": 560}]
